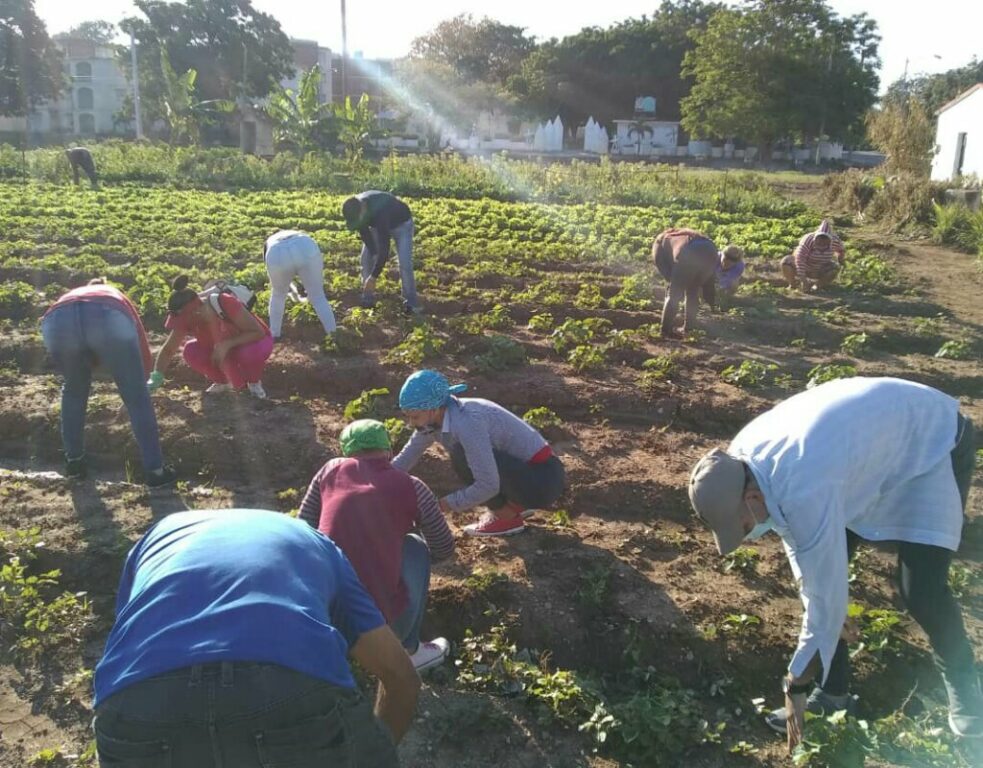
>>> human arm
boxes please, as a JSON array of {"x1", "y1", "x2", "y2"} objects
[
  {"x1": 212, "y1": 296, "x2": 266, "y2": 363},
  {"x1": 793, "y1": 237, "x2": 810, "y2": 286},
  {"x1": 391, "y1": 429, "x2": 435, "y2": 472},
  {"x1": 412, "y1": 477, "x2": 455, "y2": 561},
  {"x1": 833, "y1": 238, "x2": 846, "y2": 265},
  {"x1": 298, "y1": 466, "x2": 326, "y2": 529},
  {"x1": 370, "y1": 218, "x2": 392, "y2": 278},
  {"x1": 153, "y1": 329, "x2": 185, "y2": 377},
  {"x1": 349, "y1": 625, "x2": 421, "y2": 742},
  {"x1": 443, "y1": 418, "x2": 500, "y2": 512}
]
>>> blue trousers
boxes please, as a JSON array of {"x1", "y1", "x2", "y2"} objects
[
  {"x1": 390, "y1": 534, "x2": 431, "y2": 652},
  {"x1": 41, "y1": 301, "x2": 163, "y2": 471}
]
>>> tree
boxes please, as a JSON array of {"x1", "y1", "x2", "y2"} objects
[
  {"x1": 680, "y1": 0, "x2": 879, "y2": 152},
  {"x1": 118, "y1": 0, "x2": 294, "y2": 129},
  {"x1": 866, "y1": 98, "x2": 935, "y2": 177},
  {"x1": 410, "y1": 14, "x2": 535, "y2": 86},
  {"x1": 884, "y1": 58, "x2": 983, "y2": 116},
  {"x1": 159, "y1": 47, "x2": 234, "y2": 145},
  {"x1": 0, "y1": 0, "x2": 63, "y2": 117},
  {"x1": 265, "y1": 64, "x2": 337, "y2": 152},
  {"x1": 507, "y1": 1, "x2": 721, "y2": 127},
  {"x1": 54, "y1": 20, "x2": 117, "y2": 43}
]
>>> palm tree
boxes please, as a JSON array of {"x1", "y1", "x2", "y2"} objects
[{"x1": 265, "y1": 65, "x2": 337, "y2": 153}]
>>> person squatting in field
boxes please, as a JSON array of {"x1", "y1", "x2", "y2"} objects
[
  {"x1": 41, "y1": 279, "x2": 176, "y2": 488},
  {"x1": 93, "y1": 509, "x2": 418, "y2": 767},
  {"x1": 780, "y1": 218, "x2": 845, "y2": 291},
  {"x1": 716, "y1": 244, "x2": 746, "y2": 298},
  {"x1": 150, "y1": 275, "x2": 273, "y2": 399},
  {"x1": 688, "y1": 377, "x2": 981, "y2": 751},
  {"x1": 342, "y1": 190, "x2": 422, "y2": 314},
  {"x1": 392, "y1": 370, "x2": 566, "y2": 538},
  {"x1": 299, "y1": 419, "x2": 455, "y2": 672},
  {"x1": 66, "y1": 146, "x2": 98, "y2": 189},
  {"x1": 652, "y1": 227, "x2": 743, "y2": 338},
  {"x1": 263, "y1": 229, "x2": 338, "y2": 340}
]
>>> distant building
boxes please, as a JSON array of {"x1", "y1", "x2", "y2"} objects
[
  {"x1": 283, "y1": 39, "x2": 333, "y2": 103},
  {"x1": 931, "y1": 83, "x2": 983, "y2": 182},
  {"x1": 23, "y1": 37, "x2": 132, "y2": 139}
]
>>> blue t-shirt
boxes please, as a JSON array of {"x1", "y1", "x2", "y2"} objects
[{"x1": 94, "y1": 509, "x2": 385, "y2": 706}]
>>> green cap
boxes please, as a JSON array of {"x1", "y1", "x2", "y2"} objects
[{"x1": 339, "y1": 419, "x2": 391, "y2": 457}]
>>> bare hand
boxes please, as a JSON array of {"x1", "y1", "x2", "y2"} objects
[{"x1": 786, "y1": 691, "x2": 806, "y2": 753}]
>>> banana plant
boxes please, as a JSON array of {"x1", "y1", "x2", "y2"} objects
[
  {"x1": 334, "y1": 93, "x2": 380, "y2": 168},
  {"x1": 160, "y1": 48, "x2": 235, "y2": 146},
  {"x1": 264, "y1": 65, "x2": 337, "y2": 153}
]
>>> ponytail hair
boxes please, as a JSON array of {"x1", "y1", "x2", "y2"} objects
[{"x1": 167, "y1": 274, "x2": 198, "y2": 313}]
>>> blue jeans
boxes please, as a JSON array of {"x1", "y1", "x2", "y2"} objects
[
  {"x1": 360, "y1": 218, "x2": 419, "y2": 308},
  {"x1": 41, "y1": 301, "x2": 163, "y2": 471},
  {"x1": 390, "y1": 534, "x2": 430, "y2": 652},
  {"x1": 94, "y1": 662, "x2": 399, "y2": 767}
]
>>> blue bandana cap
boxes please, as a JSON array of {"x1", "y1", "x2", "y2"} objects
[{"x1": 399, "y1": 370, "x2": 467, "y2": 411}]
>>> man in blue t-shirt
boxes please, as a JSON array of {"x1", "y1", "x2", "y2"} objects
[{"x1": 94, "y1": 508, "x2": 420, "y2": 767}]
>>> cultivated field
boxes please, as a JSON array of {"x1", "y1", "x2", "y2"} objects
[{"x1": 0, "y1": 162, "x2": 980, "y2": 767}]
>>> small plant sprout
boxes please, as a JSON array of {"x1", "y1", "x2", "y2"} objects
[
  {"x1": 522, "y1": 407, "x2": 561, "y2": 430},
  {"x1": 934, "y1": 339, "x2": 972, "y2": 360},
  {"x1": 722, "y1": 546, "x2": 760, "y2": 574}
]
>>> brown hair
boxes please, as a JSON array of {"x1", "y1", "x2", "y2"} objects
[{"x1": 167, "y1": 275, "x2": 198, "y2": 313}]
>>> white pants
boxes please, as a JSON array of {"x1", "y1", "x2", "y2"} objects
[{"x1": 265, "y1": 232, "x2": 336, "y2": 337}]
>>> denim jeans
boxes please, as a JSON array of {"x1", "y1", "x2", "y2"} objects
[
  {"x1": 821, "y1": 415, "x2": 977, "y2": 696},
  {"x1": 41, "y1": 301, "x2": 163, "y2": 471},
  {"x1": 360, "y1": 218, "x2": 418, "y2": 308},
  {"x1": 450, "y1": 445, "x2": 566, "y2": 511},
  {"x1": 94, "y1": 662, "x2": 399, "y2": 767},
  {"x1": 265, "y1": 233, "x2": 337, "y2": 337},
  {"x1": 390, "y1": 534, "x2": 431, "y2": 652}
]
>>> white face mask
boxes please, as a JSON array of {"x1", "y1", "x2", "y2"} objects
[{"x1": 744, "y1": 499, "x2": 774, "y2": 541}]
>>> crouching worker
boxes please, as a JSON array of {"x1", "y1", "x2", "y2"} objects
[
  {"x1": 151, "y1": 275, "x2": 273, "y2": 399},
  {"x1": 264, "y1": 229, "x2": 337, "y2": 340},
  {"x1": 300, "y1": 419, "x2": 455, "y2": 671},
  {"x1": 716, "y1": 245, "x2": 746, "y2": 298},
  {"x1": 653, "y1": 228, "x2": 735, "y2": 337},
  {"x1": 688, "y1": 377, "x2": 981, "y2": 750},
  {"x1": 392, "y1": 370, "x2": 566, "y2": 538},
  {"x1": 41, "y1": 279, "x2": 176, "y2": 487},
  {"x1": 780, "y1": 219, "x2": 845, "y2": 292},
  {"x1": 93, "y1": 509, "x2": 419, "y2": 767},
  {"x1": 66, "y1": 146, "x2": 98, "y2": 188}
]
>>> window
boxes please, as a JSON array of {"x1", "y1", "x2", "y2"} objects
[
  {"x1": 76, "y1": 87, "x2": 94, "y2": 110},
  {"x1": 78, "y1": 113, "x2": 96, "y2": 134},
  {"x1": 75, "y1": 62, "x2": 92, "y2": 79}
]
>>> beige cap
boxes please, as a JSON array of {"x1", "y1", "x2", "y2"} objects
[{"x1": 688, "y1": 448, "x2": 747, "y2": 555}]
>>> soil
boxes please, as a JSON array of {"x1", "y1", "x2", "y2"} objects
[{"x1": 0, "y1": 228, "x2": 981, "y2": 768}]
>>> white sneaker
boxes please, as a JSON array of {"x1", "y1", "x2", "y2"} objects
[
  {"x1": 247, "y1": 382, "x2": 267, "y2": 399},
  {"x1": 205, "y1": 383, "x2": 232, "y2": 394},
  {"x1": 409, "y1": 637, "x2": 450, "y2": 672}
]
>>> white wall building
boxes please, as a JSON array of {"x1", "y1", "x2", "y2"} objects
[{"x1": 931, "y1": 83, "x2": 983, "y2": 182}]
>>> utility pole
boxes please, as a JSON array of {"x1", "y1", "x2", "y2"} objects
[
  {"x1": 130, "y1": 32, "x2": 143, "y2": 139},
  {"x1": 340, "y1": 0, "x2": 348, "y2": 103}
]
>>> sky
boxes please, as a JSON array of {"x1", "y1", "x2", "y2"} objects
[{"x1": 35, "y1": 0, "x2": 981, "y2": 92}]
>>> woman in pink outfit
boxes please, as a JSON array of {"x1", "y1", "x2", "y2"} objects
[{"x1": 151, "y1": 275, "x2": 273, "y2": 398}]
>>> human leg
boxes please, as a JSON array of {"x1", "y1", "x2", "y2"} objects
[
  {"x1": 660, "y1": 279, "x2": 686, "y2": 337},
  {"x1": 815, "y1": 262, "x2": 841, "y2": 288},
  {"x1": 390, "y1": 534, "x2": 432, "y2": 652},
  {"x1": 88, "y1": 304, "x2": 164, "y2": 472},
  {"x1": 392, "y1": 219, "x2": 419, "y2": 310},
  {"x1": 780, "y1": 254, "x2": 797, "y2": 287},
  {"x1": 360, "y1": 243, "x2": 377, "y2": 306},
  {"x1": 41, "y1": 306, "x2": 91, "y2": 465},
  {"x1": 183, "y1": 339, "x2": 228, "y2": 385},
  {"x1": 294, "y1": 243, "x2": 337, "y2": 333},
  {"x1": 495, "y1": 452, "x2": 566, "y2": 511},
  {"x1": 222, "y1": 334, "x2": 274, "y2": 389},
  {"x1": 265, "y1": 242, "x2": 296, "y2": 338}
]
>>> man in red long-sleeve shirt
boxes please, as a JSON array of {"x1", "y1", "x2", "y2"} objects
[
  {"x1": 300, "y1": 419, "x2": 455, "y2": 673},
  {"x1": 780, "y1": 219, "x2": 846, "y2": 292}
]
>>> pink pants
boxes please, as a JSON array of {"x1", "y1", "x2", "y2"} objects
[{"x1": 183, "y1": 335, "x2": 273, "y2": 389}]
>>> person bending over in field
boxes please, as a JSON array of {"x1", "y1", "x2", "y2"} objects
[
  {"x1": 66, "y1": 146, "x2": 98, "y2": 188},
  {"x1": 341, "y1": 191, "x2": 421, "y2": 314},
  {"x1": 300, "y1": 419, "x2": 454, "y2": 672},
  {"x1": 716, "y1": 244, "x2": 746, "y2": 299},
  {"x1": 41, "y1": 279, "x2": 176, "y2": 487},
  {"x1": 392, "y1": 370, "x2": 566, "y2": 538},
  {"x1": 93, "y1": 508, "x2": 418, "y2": 767},
  {"x1": 263, "y1": 229, "x2": 338, "y2": 340},
  {"x1": 653, "y1": 228, "x2": 737, "y2": 338},
  {"x1": 780, "y1": 219, "x2": 845, "y2": 292},
  {"x1": 688, "y1": 377, "x2": 980, "y2": 750},
  {"x1": 150, "y1": 275, "x2": 273, "y2": 399}
]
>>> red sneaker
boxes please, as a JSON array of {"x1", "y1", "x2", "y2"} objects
[{"x1": 463, "y1": 513, "x2": 525, "y2": 537}]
